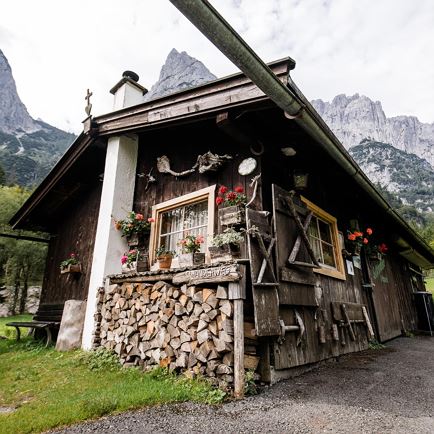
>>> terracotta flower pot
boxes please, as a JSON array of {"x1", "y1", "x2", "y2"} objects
[{"x1": 157, "y1": 255, "x2": 173, "y2": 269}]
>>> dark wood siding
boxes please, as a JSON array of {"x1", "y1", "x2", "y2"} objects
[
  {"x1": 40, "y1": 181, "x2": 102, "y2": 303},
  {"x1": 134, "y1": 119, "x2": 261, "y2": 222}
]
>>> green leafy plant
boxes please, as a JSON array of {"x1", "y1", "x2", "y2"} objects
[
  {"x1": 155, "y1": 245, "x2": 176, "y2": 258},
  {"x1": 368, "y1": 339, "x2": 386, "y2": 350},
  {"x1": 76, "y1": 347, "x2": 120, "y2": 371},
  {"x1": 114, "y1": 211, "x2": 154, "y2": 237},
  {"x1": 210, "y1": 228, "x2": 244, "y2": 247},
  {"x1": 60, "y1": 252, "x2": 79, "y2": 270},
  {"x1": 178, "y1": 234, "x2": 205, "y2": 253},
  {"x1": 244, "y1": 369, "x2": 258, "y2": 396}
]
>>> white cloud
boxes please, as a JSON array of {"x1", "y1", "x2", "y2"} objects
[{"x1": 1, "y1": 0, "x2": 433, "y2": 133}]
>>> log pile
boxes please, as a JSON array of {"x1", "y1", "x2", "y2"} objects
[{"x1": 97, "y1": 280, "x2": 236, "y2": 387}]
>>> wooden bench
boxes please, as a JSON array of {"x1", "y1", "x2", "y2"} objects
[{"x1": 6, "y1": 303, "x2": 64, "y2": 346}]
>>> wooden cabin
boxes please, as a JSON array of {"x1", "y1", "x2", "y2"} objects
[{"x1": 11, "y1": 56, "x2": 434, "y2": 394}]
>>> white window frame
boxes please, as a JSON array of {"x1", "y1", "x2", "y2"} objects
[
  {"x1": 149, "y1": 185, "x2": 216, "y2": 264},
  {"x1": 301, "y1": 196, "x2": 346, "y2": 281}
]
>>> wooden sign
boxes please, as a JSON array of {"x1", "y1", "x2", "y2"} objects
[{"x1": 172, "y1": 264, "x2": 241, "y2": 285}]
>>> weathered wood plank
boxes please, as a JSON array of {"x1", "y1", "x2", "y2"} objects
[
  {"x1": 172, "y1": 264, "x2": 241, "y2": 286},
  {"x1": 331, "y1": 301, "x2": 365, "y2": 322}
]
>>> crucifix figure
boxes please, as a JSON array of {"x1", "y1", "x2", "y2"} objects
[{"x1": 85, "y1": 89, "x2": 93, "y2": 117}]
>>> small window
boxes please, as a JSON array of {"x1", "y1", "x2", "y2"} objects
[
  {"x1": 150, "y1": 186, "x2": 215, "y2": 262},
  {"x1": 302, "y1": 197, "x2": 346, "y2": 280}
]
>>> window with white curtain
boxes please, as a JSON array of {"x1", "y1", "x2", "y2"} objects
[
  {"x1": 150, "y1": 185, "x2": 216, "y2": 261},
  {"x1": 159, "y1": 200, "x2": 208, "y2": 254}
]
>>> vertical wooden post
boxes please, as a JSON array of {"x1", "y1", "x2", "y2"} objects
[{"x1": 233, "y1": 298, "x2": 244, "y2": 398}]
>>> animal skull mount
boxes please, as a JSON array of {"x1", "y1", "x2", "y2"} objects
[{"x1": 156, "y1": 151, "x2": 232, "y2": 178}]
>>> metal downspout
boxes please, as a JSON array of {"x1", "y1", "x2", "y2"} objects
[{"x1": 169, "y1": 0, "x2": 434, "y2": 265}]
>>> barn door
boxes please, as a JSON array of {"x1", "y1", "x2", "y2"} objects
[{"x1": 367, "y1": 256, "x2": 402, "y2": 341}]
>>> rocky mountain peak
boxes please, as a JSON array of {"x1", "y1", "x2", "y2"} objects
[
  {"x1": 144, "y1": 48, "x2": 217, "y2": 101},
  {"x1": 312, "y1": 94, "x2": 434, "y2": 167},
  {"x1": 0, "y1": 49, "x2": 40, "y2": 134}
]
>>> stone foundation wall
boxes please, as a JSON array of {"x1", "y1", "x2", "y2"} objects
[{"x1": 95, "y1": 280, "x2": 235, "y2": 387}]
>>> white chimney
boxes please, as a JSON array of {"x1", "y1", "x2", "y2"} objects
[{"x1": 110, "y1": 71, "x2": 147, "y2": 110}]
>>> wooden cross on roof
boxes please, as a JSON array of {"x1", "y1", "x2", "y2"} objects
[{"x1": 85, "y1": 89, "x2": 93, "y2": 117}]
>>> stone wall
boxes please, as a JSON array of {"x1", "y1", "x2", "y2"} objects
[{"x1": 95, "y1": 280, "x2": 235, "y2": 387}]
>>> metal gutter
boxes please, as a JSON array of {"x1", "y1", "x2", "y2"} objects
[{"x1": 170, "y1": 0, "x2": 434, "y2": 267}]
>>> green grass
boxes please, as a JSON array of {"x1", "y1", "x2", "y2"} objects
[
  {"x1": 0, "y1": 316, "x2": 224, "y2": 434},
  {"x1": 0, "y1": 314, "x2": 33, "y2": 338}
]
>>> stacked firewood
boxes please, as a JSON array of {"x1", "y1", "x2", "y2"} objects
[{"x1": 98, "y1": 281, "x2": 236, "y2": 386}]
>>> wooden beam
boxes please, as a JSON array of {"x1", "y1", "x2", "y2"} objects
[
  {"x1": 0, "y1": 232, "x2": 50, "y2": 243},
  {"x1": 233, "y1": 296, "x2": 245, "y2": 399}
]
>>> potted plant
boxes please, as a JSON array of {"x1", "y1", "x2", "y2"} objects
[
  {"x1": 209, "y1": 228, "x2": 244, "y2": 264},
  {"x1": 216, "y1": 185, "x2": 247, "y2": 226},
  {"x1": 60, "y1": 253, "x2": 81, "y2": 274},
  {"x1": 155, "y1": 245, "x2": 175, "y2": 269},
  {"x1": 120, "y1": 249, "x2": 149, "y2": 273},
  {"x1": 178, "y1": 234, "x2": 205, "y2": 267},
  {"x1": 369, "y1": 242, "x2": 389, "y2": 261},
  {"x1": 114, "y1": 211, "x2": 154, "y2": 247},
  {"x1": 346, "y1": 227, "x2": 372, "y2": 256}
]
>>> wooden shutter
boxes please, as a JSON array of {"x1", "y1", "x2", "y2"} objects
[
  {"x1": 246, "y1": 208, "x2": 281, "y2": 336},
  {"x1": 272, "y1": 184, "x2": 319, "y2": 307}
]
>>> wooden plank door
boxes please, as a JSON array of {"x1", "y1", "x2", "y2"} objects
[{"x1": 368, "y1": 256, "x2": 402, "y2": 341}]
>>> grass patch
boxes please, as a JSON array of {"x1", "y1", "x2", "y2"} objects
[
  {"x1": 0, "y1": 317, "x2": 224, "y2": 434},
  {"x1": 0, "y1": 314, "x2": 33, "y2": 339}
]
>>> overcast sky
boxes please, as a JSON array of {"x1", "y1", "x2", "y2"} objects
[{"x1": 1, "y1": 0, "x2": 433, "y2": 133}]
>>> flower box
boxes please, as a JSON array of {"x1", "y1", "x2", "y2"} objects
[
  {"x1": 218, "y1": 205, "x2": 245, "y2": 227},
  {"x1": 60, "y1": 264, "x2": 82, "y2": 274},
  {"x1": 209, "y1": 244, "x2": 241, "y2": 264},
  {"x1": 178, "y1": 252, "x2": 205, "y2": 267}
]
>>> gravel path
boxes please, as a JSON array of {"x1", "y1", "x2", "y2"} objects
[{"x1": 55, "y1": 336, "x2": 434, "y2": 434}]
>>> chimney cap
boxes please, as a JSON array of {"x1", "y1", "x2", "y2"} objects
[
  {"x1": 122, "y1": 70, "x2": 139, "y2": 82},
  {"x1": 110, "y1": 71, "x2": 147, "y2": 96}
]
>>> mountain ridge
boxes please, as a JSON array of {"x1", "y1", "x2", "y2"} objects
[{"x1": 312, "y1": 94, "x2": 434, "y2": 167}]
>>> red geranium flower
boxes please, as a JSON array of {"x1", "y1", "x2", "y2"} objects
[
  {"x1": 216, "y1": 197, "x2": 224, "y2": 205},
  {"x1": 218, "y1": 186, "x2": 228, "y2": 194},
  {"x1": 363, "y1": 238, "x2": 369, "y2": 244},
  {"x1": 366, "y1": 228, "x2": 373, "y2": 235},
  {"x1": 148, "y1": 217, "x2": 155, "y2": 223},
  {"x1": 348, "y1": 233, "x2": 356, "y2": 241},
  {"x1": 135, "y1": 213, "x2": 144, "y2": 220},
  {"x1": 226, "y1": 192, "x2": 237, "y2": 201},
  {"x1": 234, "y1": 186, "x2": 244, "y2": 193}
]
